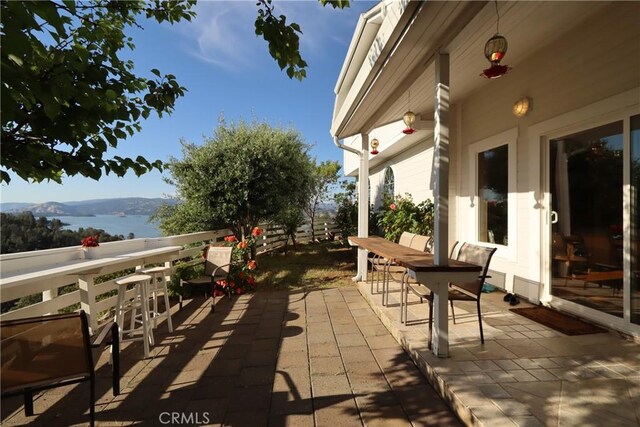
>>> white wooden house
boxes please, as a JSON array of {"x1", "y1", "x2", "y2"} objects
[{"x1": 331, "y1": 1, "x2": 639, "y2": 338}]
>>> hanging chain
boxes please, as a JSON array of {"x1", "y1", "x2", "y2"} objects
[{"x1": 494, "y1": 0, "x2": 500, "y2": 33}]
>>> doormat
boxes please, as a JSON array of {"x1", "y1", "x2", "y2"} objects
[{"x1": 509, "y1": 306, "x2": 607, "y2": 335}]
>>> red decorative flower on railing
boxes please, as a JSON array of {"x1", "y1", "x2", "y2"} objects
[
  {"x1": 247, "y1": 259, "x2": 257, "y2": 270},
  {"x1": 81, "y1": 235, "x2": 100, "y2": 247},
  {"x1": 252, "y1": 227, "x2": 263, "y2": 237},
  {"x1": 237, "y1": 240, "x2": 248, "y2": 250}
]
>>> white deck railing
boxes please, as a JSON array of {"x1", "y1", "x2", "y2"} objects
[{"x1": 0, "y1": 221, "x2": 339, "y2": 330}]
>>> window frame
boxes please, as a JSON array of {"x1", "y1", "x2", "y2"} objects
[{"x1": 468, "y1": 128, "x2": 518, "y2": 260}]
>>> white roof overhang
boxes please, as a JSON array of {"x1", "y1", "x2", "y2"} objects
[{"x1": 332, "y1": 1, "x2": 610, "y2": 140}]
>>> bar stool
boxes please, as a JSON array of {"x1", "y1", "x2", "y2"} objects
[
  {"x1": 114, "y1": 274, "x2": 154, "y2": 358},
  {"x1": 139, "y1": 266, "x2": 173, "y2": 333}
]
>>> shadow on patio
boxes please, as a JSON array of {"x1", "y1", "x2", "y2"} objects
[{"x1": 1, "y1": 282, "x2": 460, "y2": 426}]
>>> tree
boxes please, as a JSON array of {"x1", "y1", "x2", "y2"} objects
[
  {"x1": 333, "y1": 180, "x2": 358, "y2": 245},
  {"x1": 1, "y1": 1, "x2": 197, "y2": 184},
  {"x1": 1, "y1": 0, "x2": 350, "y2": 184},
  {"x1": 273, "y1": 205, "x2": 306, "y2": 252},
  {"x1": 155, "y1": 118, "x2": 313, "y2": 246},
  {"x1": 304, "y1": 160, "x2": 341, "y2": 242}
]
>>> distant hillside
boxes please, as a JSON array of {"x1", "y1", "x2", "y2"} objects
[{"x1": 0, "y1": 197, "x2": 176, "y2": 216}]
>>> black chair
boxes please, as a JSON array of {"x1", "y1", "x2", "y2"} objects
[
  {"x1": 1, "y1": 311, "x2": 120, "y2": 426},
  {"x1": 403, "y1": 243, "x2": 496, "y2": 347},
  {"x1": 179, "y1": 245, "x2": 233, "y2": 311}
]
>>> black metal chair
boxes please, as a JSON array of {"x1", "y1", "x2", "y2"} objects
[
  {"x1": 1, "y1": 311, "x2": 120, "y2": 426},
  {"x1": 403, "y1": 243, "x2": 497, "y2": 347},
  {"x1": 179, "y1": 245, "x2": 233, "y2": 311}
]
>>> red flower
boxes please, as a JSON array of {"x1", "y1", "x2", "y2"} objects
[
  {"x1": 229, "y1": 281, "x2": 236, "y2": 288},
  {"x1": 389, "y1": 203, "x2": 397, "y2": 211},
  {"x1": 252, "y1": 227, "x2": 263, "y2": 237},
  {"x1": 247, "y1": 276, "x2": 255, "y2": 285},
  {"x1": 247, "y1": 260, "x2": 257, "y2": 270},
  {"x1": 235, "y1": 288, "x2": 243, "y2": 295},
  {"x1": 81, "y1": 235, "x2": 100, "y2": 247},
  {"x1": 224, "y1": 235, "x2": 237, "y2": 242},
  {"x1": 237, "y1": 240, "x2": 248, "y2": 250},
  {"x1": 238, "y1": 271, "x2": 247, "y2": 280}
]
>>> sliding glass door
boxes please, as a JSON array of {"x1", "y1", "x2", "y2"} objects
[{"x1": 549, "y1": 121, "x2": 624, "y2": 317}]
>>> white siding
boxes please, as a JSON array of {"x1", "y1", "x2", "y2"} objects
[
  {"x1": 453, "y1": 2, "x2": 640, "y2": 293},
  {"x1": 369, "y1": 139, "x2": 435, "y2": 209}
]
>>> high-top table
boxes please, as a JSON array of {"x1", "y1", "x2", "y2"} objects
[{"x1": 348, "y1": 236, "x2": 481, "y2": 357}]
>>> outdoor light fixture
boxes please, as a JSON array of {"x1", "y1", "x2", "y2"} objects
[
  {"x1": 370, "y1": 138, "x2": 379, "y2": 155},
  {"x1": 512, "y1": 97, "x2": 531, "y2": 117},
  {"x1": 481, "y1": 1, "x2": 511, "y2": 79}
]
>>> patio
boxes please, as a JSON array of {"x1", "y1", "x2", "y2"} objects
[
  {"x1": 2, "y1": 244, "x2": 639, "y2": 426},
  {"x1": 0, "y1": 286, "x2": 460, "y2": 426}
]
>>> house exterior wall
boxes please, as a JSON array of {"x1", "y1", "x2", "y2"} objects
[
  {"x1": 453, "y1": 3, "x2": 640, "y2": 298},
  {"x1": 369, "y1": 139, "x2": 435, "y2": 209}
]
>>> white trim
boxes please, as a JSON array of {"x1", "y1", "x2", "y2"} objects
[
  {"x1": 468, "y1": 127, "x2": 518, "y2": 262},
  {"x1": 532, "y1": 87, "x2": 640, "y2": 336}
]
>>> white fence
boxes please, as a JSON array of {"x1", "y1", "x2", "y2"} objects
[{"x1": 0, "y1": 221, "x2": 339, "y2": 329}]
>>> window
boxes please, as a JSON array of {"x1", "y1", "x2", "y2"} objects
[
  {"x1": 383, "y1": 167, "x2": 395, "y2": 201},
  {"x1": 469, "y1": 127, "x2": 517, "y2": 255},
  {"x1": 478, "y1": 144, "x2": 509, "y2": 245}
]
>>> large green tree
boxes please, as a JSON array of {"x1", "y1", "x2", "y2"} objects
[
  {"x1": 155, "y1": 118, "x2": 313, "y2": 241},
  {"x1": 1, "y1": 0, "x2": 349, "y2": 184},
  {"x1": 305, "y1": 160, "x2": 341, "y2": 242}
]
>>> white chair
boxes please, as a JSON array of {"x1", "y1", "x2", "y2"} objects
[
  {"x1": 114, "y1": 274, "x2": 154, "y2": 358},
  {"x1": 139, "y1": 265, "x2": 173, "y2": 333}
]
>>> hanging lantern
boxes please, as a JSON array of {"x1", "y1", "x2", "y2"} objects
[
  {"x1": 402, "y1": 111, "x2": 416, "y2": 134},
  {"x1": 480, "y1": 2, "x2": 511, "y2": 79},
  {"x1": 370, "y1": 138, "x2": 379, "y2": 155}
]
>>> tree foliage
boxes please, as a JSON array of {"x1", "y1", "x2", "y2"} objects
[
  {"x1": 0, "y1": 211, "x2": 124, "y2": 254},
  {"x1": 155, "y1": 118, "x2": 313, "y2": 241},
  {"x1": 1, "y1": 0, "x2": 350, "y2": 184},
  {"x1": 304, "y1": 160, "x2": 341, "y2": 242},
  {"x1": 1, "y1": 0, "x2": 197, "y2": 184},
  {"x1": 333, "y1": 180, "x2": 358, "y2": 245}
]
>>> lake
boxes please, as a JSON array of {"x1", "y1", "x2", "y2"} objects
[{"x1": 48, "y1": 215, "x2": 162, "y2": 238}]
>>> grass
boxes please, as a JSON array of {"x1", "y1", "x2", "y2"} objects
[{"x1": 254, "y1": 241, "x2": 357, "y2": 291}]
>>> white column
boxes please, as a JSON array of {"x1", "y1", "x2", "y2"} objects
[
  {"x1": 434, "y1": 53, "x2": 450, "y2": 265},
  {"x1": 78, "y1": 274, "x2": 98, "y2": 332},
  {"x1": 356, "y1": 133, "x2": 370, "y2": 281}
]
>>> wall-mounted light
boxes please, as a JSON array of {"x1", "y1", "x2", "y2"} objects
[
  {"x1": 512, "y1": 97, "x2": 531, "y2": 117},
  {"x1": 370, "y1": 138, "x2": 379, "y2": 155}
]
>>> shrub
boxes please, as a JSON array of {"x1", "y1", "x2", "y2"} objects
[{"x1": 377, "y1": 194, "x2": 434, "y2": 242}]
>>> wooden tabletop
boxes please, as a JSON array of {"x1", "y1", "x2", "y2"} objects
[{"x1": 348, "y1": 236, "x2": 481, "y2": 273}]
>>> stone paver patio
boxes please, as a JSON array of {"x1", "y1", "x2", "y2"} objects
[
  {"x1": 361, "y1": 279, "x2": 640, "y2": 427},
  {"x1": 1, "y1": 287, "x2": 460, "y2": 426}
]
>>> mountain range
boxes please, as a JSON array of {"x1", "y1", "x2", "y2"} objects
[{"x1": 0, "y1": 197, "x2": 177, "y2": 216}]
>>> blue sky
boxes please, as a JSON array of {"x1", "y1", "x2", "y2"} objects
[{"x1": 1, "y1": 1, "x2": 374, "y2": 203}]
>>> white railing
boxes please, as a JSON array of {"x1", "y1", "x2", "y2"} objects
[{"x1": 0, "y1": 221, "x2": 339, "y2": 329}]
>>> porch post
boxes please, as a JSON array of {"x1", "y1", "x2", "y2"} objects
[
  {"x1": 356, "y1": 133, "x2": 370, "y2": 281},
  {"x1": 78, "y1": 274, "x2": 98, "y2": 332},
  {"x1": 434, "y1": 53, "x2": 450, "y2": 266}
]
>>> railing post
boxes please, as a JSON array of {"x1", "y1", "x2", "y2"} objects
[
  {"x1": 78, "y1": 274, "x2": 98, "y2": 332},
  {"x1": 42, "y1": 288, "x2": 58, "y2": 315}
]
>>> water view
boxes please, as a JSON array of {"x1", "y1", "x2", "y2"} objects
[{"x1": 48, "y1": 214, "x2": 161, "y2": 238}]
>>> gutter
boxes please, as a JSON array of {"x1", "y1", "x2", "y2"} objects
[{"x1": 333, "y1": 136, "x2": 360, "y2": 156}]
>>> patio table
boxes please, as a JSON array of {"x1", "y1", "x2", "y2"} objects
[{"x1": 348, "y1": 236, "x2": 481, "y2": 357}]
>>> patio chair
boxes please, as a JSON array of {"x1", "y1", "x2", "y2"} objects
[
  {"x1": 1, "y1": 311, "x2": 120, "y2": 427},
  {"x1": 383, "y1": 234, "x2": 433, "y2": 307},
  {"x1": 369, "y1": 231, "x2": 415, "y2": 294},
  {"x1": 179, "y1": 245, "x2": 233, "y2": 312},
  {"x1": 403, "y1": 243, "x2": 496, "y2": 347}
]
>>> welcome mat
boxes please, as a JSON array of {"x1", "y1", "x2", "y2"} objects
[{"x1": 510, "y1": 306, "x2": 607, "y2": 335}]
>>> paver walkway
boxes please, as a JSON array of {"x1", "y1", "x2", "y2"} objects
[{"x1": 1, "y1": 287, "x2": 461, "y2": 426}]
